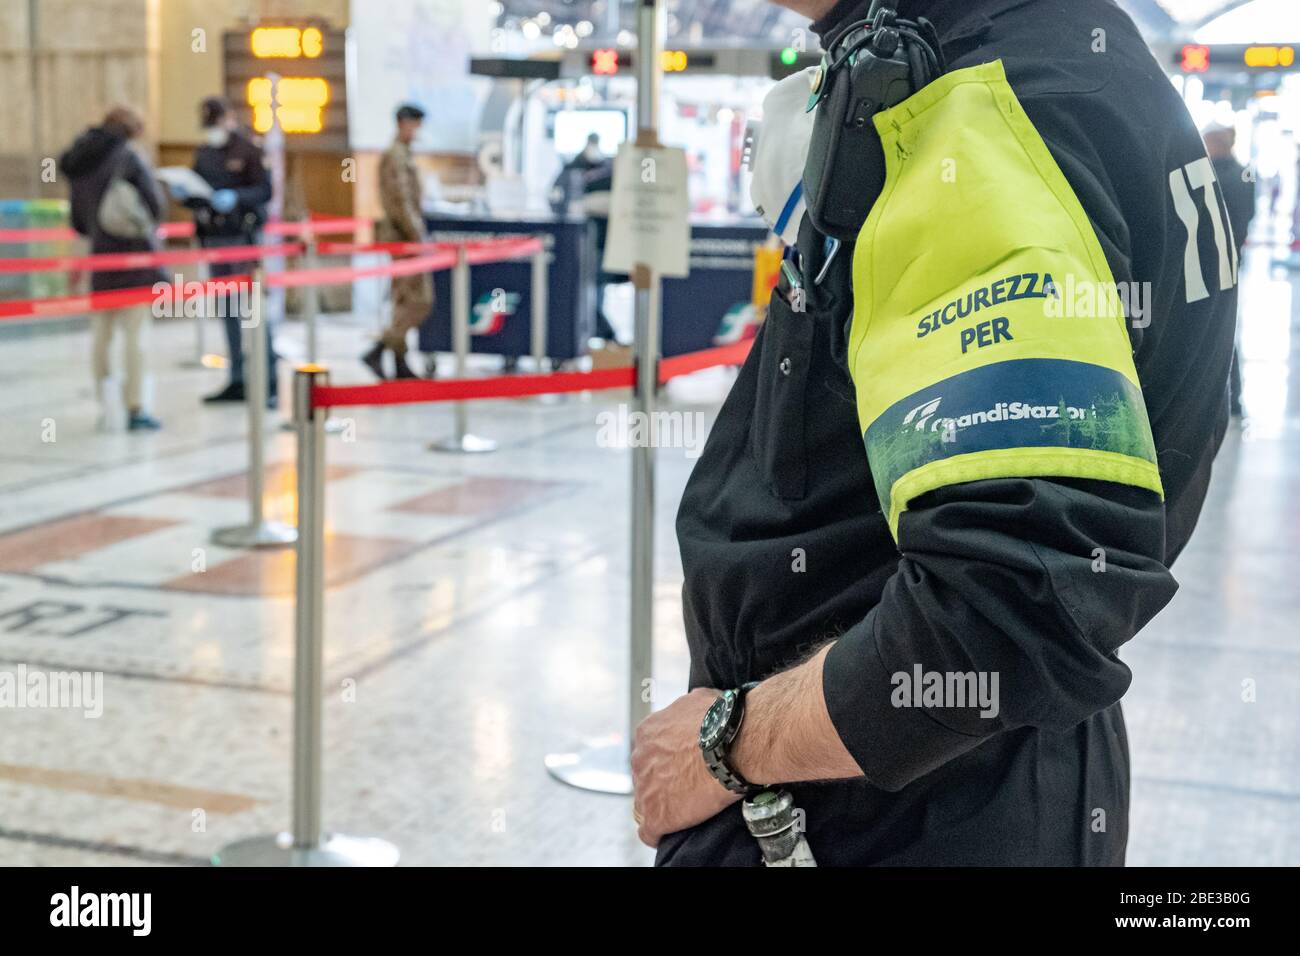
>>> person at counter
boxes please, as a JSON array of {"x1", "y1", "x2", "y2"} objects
[
  {"x1": 552, "y1": 134, "x2": 621, "y2": 344},
  {"x1": 1203, "y1": 123, "x2": 1255, "y2": 419},
  {"x1": 362, "y1": 103, "x2": 434, "y2": 381},
  {"x1": 631, "y1": 0, "x2": 1237, "y2": 866}
]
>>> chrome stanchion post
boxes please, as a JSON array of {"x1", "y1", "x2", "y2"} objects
[
  {"x1": 285, "y1": 224, "x2": 344, "y2": 433},
  {"x1": 546, "y1": 0, "x2": 665, "y2": 795},
  {"x1": 429, "y1": 243, "x2": 497, "y2": 453},
  {"x1": 627, "y1": 265, "x2": 658, "y2": 736},
  {"x1": 214, "y1": 366, "x2": 399, "y2": 867},
  {"x1": 212, "y1": 268, "x2": 297, "y2": 549},
  {"x1": 531, "y1": 238, "x2": 563, "y2": 405},
  {"x1": 304, "y1": 230, "x2": 320, "y2": 364},
  {"x1": 531, "y1": 241, "x2": 548, "y2": 372}
]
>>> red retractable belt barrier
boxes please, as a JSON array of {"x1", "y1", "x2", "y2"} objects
[
  {"x1": 0, "y1": 221, "x2": 197, "y2": 244},
  {"x1": 0, "y1": 216, "x2": 363, "y2": 246},
  {"x1": 0, "y1": 242, "x2": 303, "y2": 274},
  {"x1": 0, "y1": 275, "x2": 252, "y2": 322},
  {"x1": 315, "y1": 236, "x2": 543, "y2": 263},
  {"x1": 464, "y1": 236, "x2": 544, "y2": 264},
  {"x1": 266, "y1": 249, "x2": 458, "y2": 289},
  {"x1": 315, "y1": 240, "x2": 446, "y2": 257},
  {"x1": 0, "y1": 235, "x2": 539, "y2": 323},
  {"x1": 657, "y1": 340, "x2": 756, "y2": 382},
  {"x1": 310, "y1": 339, "x2": 755, "y2": 409},
  {"x1": 264, "y1": 217, "x2": 368, "y2": 238}
]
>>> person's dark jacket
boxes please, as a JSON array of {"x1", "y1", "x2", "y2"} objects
[
  {"x1": 660, "y1": 0, "x2": 1236, "y2": 866},
  {"x1": 189, "y1": 128, "x2": 272, "y2": 241},
  {"x1": 59, "y1": 127, "x2": 165, "y2": 293},
  {"x1": 1213, "y1": 155, "x2": 1256, "y2": 254}
]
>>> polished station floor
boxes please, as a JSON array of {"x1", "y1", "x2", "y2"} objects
[{"x1": 0, "y1": 236, "x2": 1296, "y2": 866}]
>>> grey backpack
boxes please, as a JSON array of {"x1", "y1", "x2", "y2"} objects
[{"x1": 97, "y1": 151, "x2": 154, "y2": 240}]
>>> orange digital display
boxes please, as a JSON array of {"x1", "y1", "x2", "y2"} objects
[
  {"x1": 662, "y1": 50, "x2": 689, "y2": 72},
  {"x1": 247, "y1": 76, "x2": 330, "y2": 134},
  {"x1": 250, "y1": 26, "x2": 323, "y2": 59},
  {"x1": 1243, "y1": 45, "x2": 1296, "y2": 68}
]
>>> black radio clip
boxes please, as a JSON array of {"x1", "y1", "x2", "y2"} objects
[{"x1": 802, "y1": 0, "x2": 945, "y2": 242}]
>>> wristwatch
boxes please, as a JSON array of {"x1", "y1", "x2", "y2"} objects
[{"x1": 699, "y1": 685, "x2": 762, "y2": 796}]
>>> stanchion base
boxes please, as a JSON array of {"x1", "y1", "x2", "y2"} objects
[
  {"x1": 212, "y1": 832, "x2": 400, "y2": 867},
  {"x1": 211, "y1": 521, "x2": 298, "y2": 549},
  {"x1": 428, "y1": 434, "x2": 499, "y2": 454},
  {"x1": 544, "y1": 736, "x2": 632, "y2": 795}
]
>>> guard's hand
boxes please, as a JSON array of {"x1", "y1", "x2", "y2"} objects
[
  {"x1": 631, "y1": 687, "x2": 741, "y2": 847},
  {"x1": 210, "y1": 189, "x2": 238, "y2": 213}
]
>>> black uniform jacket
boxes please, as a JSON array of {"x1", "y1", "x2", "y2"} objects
[
  {"x1": 659, "y1": 0, "x2": 1237, "y2": 866},
  {"x1": 189, "y1": 129, "x2": 272, "y2": 242}
]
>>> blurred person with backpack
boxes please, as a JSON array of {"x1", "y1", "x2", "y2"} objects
[{"x1": 59, "y1": 106, "x2": 165, "y2": 431}]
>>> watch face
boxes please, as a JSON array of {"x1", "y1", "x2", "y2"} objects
[{"x1": 700, "y1": 694, "x2": 732, "y2": 751}]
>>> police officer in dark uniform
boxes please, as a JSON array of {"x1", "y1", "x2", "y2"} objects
[
  {"x1": 630, "y1": 0, "x2": 1238, "y2": 866},
  {"x1": 183, "y1": 96, "x2": 276, "y2": 405}
]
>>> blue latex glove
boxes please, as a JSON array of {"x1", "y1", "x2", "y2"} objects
[
  {"x1": 210, "y1": 189, "x2": 238, "y2": 214},
  {"x1": 170, "y1": 181, "x2": 190, "y2": 202}
]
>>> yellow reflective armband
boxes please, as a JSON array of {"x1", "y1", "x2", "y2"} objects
[{"x1": 850, "y1": 60, "x2": 1163, "y2": 539}]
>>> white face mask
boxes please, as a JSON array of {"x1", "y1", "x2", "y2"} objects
[
  {"x1": 749, "y1": 67, "x2": 819, "y2": 246},
  {"x1": 204, "y1": 126, "x2": 230, "y2": 148}
]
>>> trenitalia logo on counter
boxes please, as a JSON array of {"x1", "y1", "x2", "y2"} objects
[{"x1": 470, "y1": 290, "x2": 520, "y2": 335}]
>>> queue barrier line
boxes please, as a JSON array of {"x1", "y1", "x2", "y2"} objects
[
  {"x1": 0, "y1": 216, "x2": 367, "y2": 246},
  {"x1": 0, "y1": 222, "x2": 196, "y2": 244},
  {"x1": 314, "y1": 235, "x2": 545, "y2": 260},
  {"x1": 309, "y1": 339, "x2": 754, "y2": 409},
  {"x1": 0, "y1": 241, "x2": 304, "y2": 275},
  {"x1": 0, "y1": 275, "x2": 253, "y2": 322},
  {"x1": 251, "y1": 336, "x2": 753, "y2": 864},
  {"x1": 0, "y1": 235, "x2": 537, "y2": 322},
  {"x1": 265, "y1": 250, "x2": 458, "y2": 289}
]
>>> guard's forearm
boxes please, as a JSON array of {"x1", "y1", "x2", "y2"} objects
[{"x1": 729, "y1": 644, "x2": 864, "y2": 785}]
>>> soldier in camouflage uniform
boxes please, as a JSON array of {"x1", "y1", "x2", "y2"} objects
[{"x1": 362, "y1": 104, "x2": 433, "y2": 380}]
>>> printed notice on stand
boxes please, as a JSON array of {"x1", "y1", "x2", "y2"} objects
[{"x1": 602, "y1": 144, "x2": 691, "y2": 278}]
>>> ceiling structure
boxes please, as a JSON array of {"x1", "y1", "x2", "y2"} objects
[{"x1": 495, "y1": 0, "x2": 1266, "y2": 44}]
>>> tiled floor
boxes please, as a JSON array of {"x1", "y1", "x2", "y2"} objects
[{"x1": 0, "y1": 235, "x2": 1296, "y2": 867}]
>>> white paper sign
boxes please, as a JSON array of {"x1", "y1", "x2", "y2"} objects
[{"x1": 602, "y1": 144, "x2": 691, "y2": 278}]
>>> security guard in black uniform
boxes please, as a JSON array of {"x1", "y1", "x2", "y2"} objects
[
  {"x1": 630, "y1": 0, "x2": 1238, "y2": 866},
  {"x1": 183, "y1": 96, "x2": 276, "y2": 405}
]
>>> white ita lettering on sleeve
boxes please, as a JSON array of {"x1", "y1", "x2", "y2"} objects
[{"x1": 1169, "y1": 157, "x2": 1238, "y2": 304}]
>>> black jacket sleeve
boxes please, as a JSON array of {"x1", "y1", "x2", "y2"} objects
[
  {"x1": 822, "y1": 476, "x2": 1176, "y2": 791},
  {"x1": 820, "y1": 61, "x2": 1187, "y2": 792}
]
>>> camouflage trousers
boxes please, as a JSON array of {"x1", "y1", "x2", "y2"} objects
[{"x1": 380, "y1": 269, "x2": 434, "y2": 353}]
